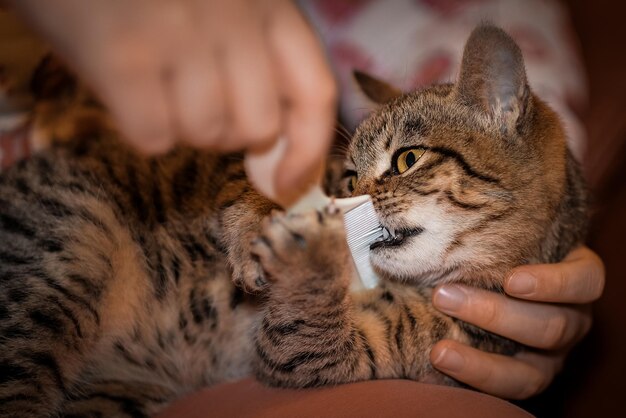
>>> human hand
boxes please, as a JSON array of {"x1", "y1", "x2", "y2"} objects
[
  {"x1": 8, "y1": 0, "x2": 337, "y2": 197},
  {"x1": 430, "y1": 246, "x2": 604, "y2": 399}
]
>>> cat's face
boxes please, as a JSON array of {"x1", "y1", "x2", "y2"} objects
[{"x1": 343, "y1": 26, "x2": 568, "y2": 287}]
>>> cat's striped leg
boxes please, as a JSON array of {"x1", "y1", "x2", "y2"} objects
[
  {"x1": 217, "y1": 172, "x2": 277, "y2": 293},
  {"x1": 250, "y1": 209, "x2": 380, "y2": 387},
  {"x1": 250, "y1": 209, "x2": 476, "y2": 387}
]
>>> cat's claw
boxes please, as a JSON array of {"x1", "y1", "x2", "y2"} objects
[
  {"x1": 326, "y1": 198, "x2": 340, "y2": 215},
  {"x1": 232, "y1": 259, "x2": 269, "y2": 293},
  {"x1": 250, "y1": 208, "x2": 350, "y2": 286}
]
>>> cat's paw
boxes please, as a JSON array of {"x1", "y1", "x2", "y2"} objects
[
  {"x1": 230, "y1": 241, "x2": 269, "y2": 293},
  {"x1": 250, "y1": 205, "x2": 351, "y2": 287}
]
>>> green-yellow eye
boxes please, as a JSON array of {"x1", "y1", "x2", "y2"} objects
[
  {"x1": 349, "y1": 176, "x2": 357, "y2": 193},
  {"x1": 395, "y1": 148, "x2": 425, "y2": 174},
  {"x1": 344, "y1": 170, "x2": 358, "y2": 193}
]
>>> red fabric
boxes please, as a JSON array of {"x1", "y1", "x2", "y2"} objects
[{"x1": 156, "y1": 379, "x2": 533, "y2": 418}]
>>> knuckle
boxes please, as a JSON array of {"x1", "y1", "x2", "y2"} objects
[
  {"x1": 181, "y1": 111, "x2": 225, "y2": 144},
  {"x1": 301, "y1": 75, "x2": 338, "y2": 107},
  {"x1": 589, "y1": 255, "x2": 606, "y2": 300},
  {"x1": 578, "y1": 311, "x2": 593, "y2": 340},
  {"x1": 540, "y1": 314, "x2": 568, "y2": 349},
  {"x1": 479, "y1": 297, "x2": 500, "y2": 329},
  {"x1": 100, "y1": 42, "x2": 152, "y2": 78},
  {"x1": 518, "y1": 372, "x2": 548, "y2": 399},
  {"x1": 253, "y1": 115, "x2": 281, "y2": 142},
  {"x1": 473, "y1": 364, "x2": 495, "y2": 388},
  {"x1": 236, "y1": 110, "x2": 280, "y2": 144},
  {"x1": 554, "y1": 267, "x2": 569, "y2": 298},
  {"x1": 570, "y1": 248, "x2": 605, "y2": 302}
]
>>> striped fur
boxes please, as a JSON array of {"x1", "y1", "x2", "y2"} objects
[
  {"x1": 0, "y1": 25, "x2": 587, "y2": 416},
  {"x1": 0, "y1": 132, "x2": 271, "y2": 416}
]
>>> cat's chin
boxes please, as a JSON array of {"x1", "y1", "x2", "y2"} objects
[{"x1": 369, "y1": 232, "x2": 458, "y2": 286}]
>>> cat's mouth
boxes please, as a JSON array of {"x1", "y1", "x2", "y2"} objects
[{"x1": 370, "y1": 226, "x2": 424, "y2": 250}]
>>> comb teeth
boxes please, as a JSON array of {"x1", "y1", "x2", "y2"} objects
[
  {"x1": 283, "y1": 186, "x2": 384, "y2": 291},
  {"x1": 337, "y1": 196, "x2": 383, "y2": 290}
]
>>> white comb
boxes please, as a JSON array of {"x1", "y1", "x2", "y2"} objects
[
  {"x1": 245, "y1": 137, "x2": 385, "y2": 290},
  {"x1": 335, "y1": 195, "x2": 384, "y2": 290},
  {"x1": 264, "y1": 183, "x2": 386, "y2": 290}
]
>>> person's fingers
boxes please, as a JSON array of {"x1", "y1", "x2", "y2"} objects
[
  {"x1": 266, "y1": 0, "x2": 337, "y2": 199},
  {"x1": 169, "y1": 50, "x2": 226, "y2": 147},
  {"x1": 432, "y1": 285, "x2": 592, "y2": 350},
  {"x1": 430, "y1": 340, "x2": 560, "y2": 399},
  {"x1": 209, "y1": 0, "x2": 280, "y2": 153},
  {"x1": 12, "y1": 0, "x2": 176, "y2": 154},
  {"x1": 89, "y1": 45, "x2": 174, "y2": 154},
  {"x1": 505, "y1": 246, "x2": 605, "y2": 303}
]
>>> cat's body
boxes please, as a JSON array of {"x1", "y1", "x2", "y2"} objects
[
  {"x1": 0, "y1": 139, "x2": 268, "y2": 415},
  {"x1": 0, "y1": 26, "x2": 587, "y2": 417}
]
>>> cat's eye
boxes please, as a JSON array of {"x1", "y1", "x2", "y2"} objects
[
  {"x1": 395, "y1": 148, "x2": 426, "y2": 174},
  {"x1": 349, "y1": 176, "x2": 358, "y2": 193},
  {"x1": 344, "y1": 170, "x2": 358, "y2": 193}
]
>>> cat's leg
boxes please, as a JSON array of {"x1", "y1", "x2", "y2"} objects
[
  {"x1": 218, "y1": 183, "x2": 277, "y2": 293},
  {"x1": 250, "y1": 207, "x2": 379, "y2": 386},
  {"x1": 250, "y1": 208, "x2": 478, "y2": 387}
]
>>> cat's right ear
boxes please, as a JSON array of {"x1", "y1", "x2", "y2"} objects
[
  {"x1": 353, "y1": 70, "x2": 402, "y2": 104},
  {"x1": 455, "y1": 25, "x2": 532, "y2": 136}
]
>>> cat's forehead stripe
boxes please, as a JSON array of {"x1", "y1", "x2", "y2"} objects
[{"x1": 373, "y1": 152, "x2": 392, "y2": 178}]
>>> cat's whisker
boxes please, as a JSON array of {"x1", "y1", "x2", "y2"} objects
[
  {"x1": 335, "y1": 122, "x2": 353, "y2": 139},
  {"x1": 333, "y1": 127, "x2": 352, "y2": 144}
]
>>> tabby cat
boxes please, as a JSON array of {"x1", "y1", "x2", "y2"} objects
[{"x1": 0, "y1": 25, "x2": 587, "y2": 417}]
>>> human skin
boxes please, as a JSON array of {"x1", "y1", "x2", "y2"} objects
[
  {"x1": 432, "y1": 246, "x2": 604, "y2": 399},
  {"x1": 7, "y1": 0, "x2": 337, "y2": 200},
  {"x1": 6, "y1": 0, "x2": 605, "y2": 400}
]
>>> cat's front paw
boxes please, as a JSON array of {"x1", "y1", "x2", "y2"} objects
[
  {"x1": 250, "y1": 205, "x2": 351, "y2": 287},
  {"x1": 230, "y1": 240, "x2": 270, "y2": 293}
]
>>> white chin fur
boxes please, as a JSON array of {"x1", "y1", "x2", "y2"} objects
[{"x1": 371, "y1": 202, "x2": 460, "y2": 284}]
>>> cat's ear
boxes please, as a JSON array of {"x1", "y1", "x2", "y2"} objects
[
  {"x1": 455, "y1": 25, "x2": 531, "y2": 136},
  {"x1": 354, "y1": 70, "x2": 402, "y2": 104}
]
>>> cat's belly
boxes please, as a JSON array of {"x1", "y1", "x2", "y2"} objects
[{"x1": 81, "y1": 271, "x2": 261, "y2": 395}]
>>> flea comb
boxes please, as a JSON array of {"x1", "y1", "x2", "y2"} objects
[
  {"x1": 290, "y1": 187, "x2": 385, "y2": 290},
  {"x1": 245, "y1": 138, "x2": 385, "y2": 290},
  {"x1": 334, "y1": 194, "x2": 386, "y2": 290}
]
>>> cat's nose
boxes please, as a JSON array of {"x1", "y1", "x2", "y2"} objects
[{"x1": 352, "y1": 178, "x2": 378, "y2": 196}]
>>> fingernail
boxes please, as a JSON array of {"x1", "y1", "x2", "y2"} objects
[
  {"x1": 507, "y1": 272, "x2": 536, "y2": 296},
  {"x1": 432, "y1": 347, "x2": 465, "y2": 373},
  {"x1": 433, "y1": 285, "x2": 466, "y2": 313}
]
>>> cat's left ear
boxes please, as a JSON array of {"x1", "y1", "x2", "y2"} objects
[
  {"x1": 455, "y1": 25, "x2": 532, "y2": 136},
  {"x1": 353, "y1": 70, "x2": 403, "y2": 104}
]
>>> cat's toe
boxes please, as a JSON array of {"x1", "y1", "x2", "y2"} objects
[
  {"x1": 231, "y1": 253, "x2": 268, "y2": 293},
  {"x1": 250, "y1": 235, "x2": 281, "y2": 281}
]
